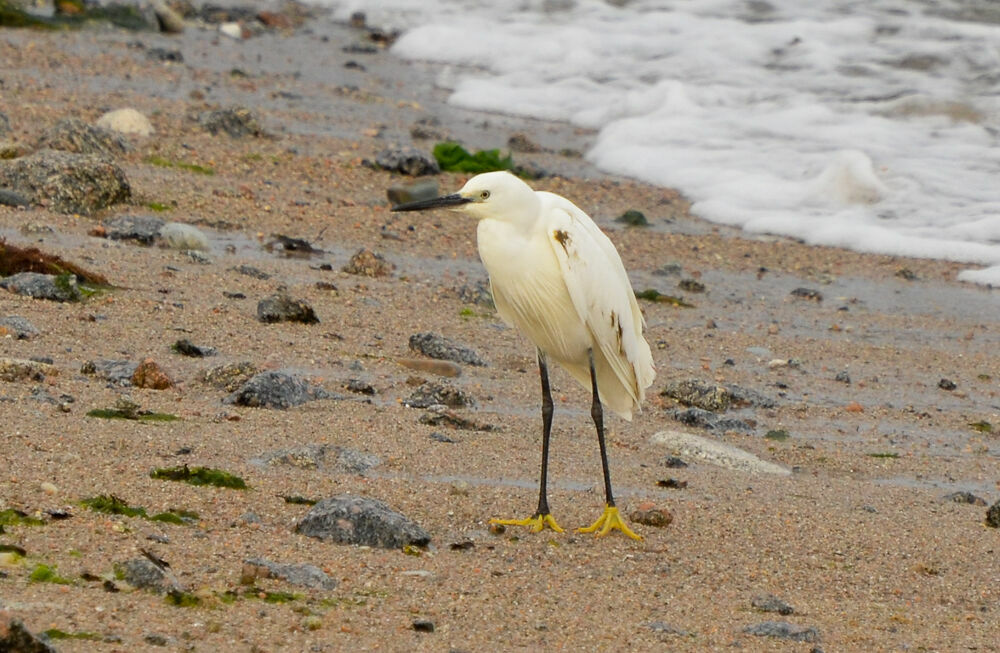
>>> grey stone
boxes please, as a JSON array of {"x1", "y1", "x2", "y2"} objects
[
  {"x1": 257, "y1": 293, "x2": 319, "y2": 324},
  {"x1": 233, "y1": 264, "x2": 270, "y2": 280},
  {"x1": 226, "y1": 371, "x2": 330, "y2": 409},
  {"x1": 198, "y1": 107, "x2": 266, "y2": 138},
  {"x1": 942, "y1": 491, "x2": 987, "y2": 506},
  {"x1": 80, "y1": 359, "x2": 139, "y2": 385},
  {"x1": 671, "y1": 407, "x2": 753, "y2": 433},
  {"x1": 409, "y1": 332, "x2": 486, "y2": 367},
  {"x1": 242, "y1": 557, "x2": 337, "y2": 590},
  {"x1": 296, "y1": 495, "x2": 431, "y2": 549},
  {"x1": 743, "y1": 621, "x2": 819, "y2": 642},
  {"x1": 0, "y1": 149, "x2": 130, "y2": 215},
  {"x1": 117, "y1": 557, "x2": 181, "y2": 594},
  {"x1": 0, "y1": 316, "x2": 39, "y2": 339},
  {"x1": 172, "y1": 339, "x2": 217, "y2": 358},
  {"x1": 104, "y1": 214, "x2": 166, "y2": 245},
  {"x1": 375, "y1": 145, "x2": 440, "y2": 176},
  {"x1": 455, "y1": 279, "x2": 494, "y2": 308},
  {"x1": 403, "y1": 382, "x2": 476, "y2": 409},
  {"x1": 0, "y1": 272, "x2": 80, "y2": 302},
  {"x1": 36, "y1": 118, "x2": 130, "y2": 158}
]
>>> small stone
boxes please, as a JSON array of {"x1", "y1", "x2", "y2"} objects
[
  {"x1": 117, "y1": 557, "x2": 180, "y2": 594},
  {"x1": 296, "y1": 495, "x2": 431, "y2": 549},
  {"x1": 0, "y1": 316, "x2": 39, "y2": 339},
  {"x1": 160, "y1": 222, "x2": 209, "y2": 251},
  {"x1": 257, "y1": 293, "x2": 319, "y2": 324},
  {"x1": 346, "y1": 379, "x2": 376, "y2": 395},
  {"x1": 81, "y1": 359, "x2": 138, "y2": 385},
  {"x1": 942, "y1": 491, "x2": 987, "y2": 506},
  {"x1": 455, "y1": 279, "x2": 495, "y2": 308},
  {"x1": 678, "y1": 278, "x2": 705, "y2": 293},
  {"x1": 409, "y1": 332, "x2": 486, "y2": 366},
  {"x1": 743, "y1": 621, "x2": 819, "y2": 643},
  {"x1": 662, "y1": 456, "x2": 687, "y2": 468},
  {"x1": 986, "y1": 500, "x2": 1000, "y2": 528},
  {"x1": 938, "y1": 378, "x2": 956, "y2": 391},
  {"x1": 834, "y1": 370, "x2": 851, "y2": 384},
  {"x1": 200, "y1": 361, "x2": 258, "y2": 392},
  {"x1": 226, "y1": 371, "x2": 329, "y2": 409},
  {"x1": 404, "y1": 382, "x2": 476, "y2": 409},
  {"x1": 374, "y1": 145, "x2": 440, "y2": 176},
  {"x1": 430, "y1": 432, "x2": 455, "y2": 443},
  {"x1": 342, "y1": 248, "x2": 394, "y2": 277},
  {"x1": 104, "y1": 214, "x2": 166, "y2": 245},
  {"x1": 132, "y1": 358, "x2": 174, "y2": 390},
  {"x1": 507, "y1": 132, "x2": 542, "y2": 153},
  {"x1": 0, "y1": 357, "x2": 57, "y2": 382},
  {"x1": 198, "y1": 107, "x2": 266, "y2": 138},
  {"x1": 789, "y1": 287, "x2": 823, "y2": 301},
  {"x1": 40, "y1": 482, "x2": 58, "y2": 495},
  {"x1": 172, "y1": 339, "x2": 217, "y2": 358},
  {"x1": 241, "y1": 558, "x2": 337, "y2": 590},
  {"x1": 412, "y1": 619, "x2": 435, "y2": 633},
  {"x1": 615, "y1": 209, "x2": 648, "y2": 227},
  {"x1": 233, "y1": 264, "x2": 271, "y2": 280},
  {"x1": 629, "y1": 505, "x2": 673, "y2": 528},
  {"x1": 150, "y1": 0, "x2": 185, "y2": 33},
  {"x1": 96, "y1": 108, "x2": 155, "y2": 136}
]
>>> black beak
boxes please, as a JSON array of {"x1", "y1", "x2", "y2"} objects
[{"x1": 391, "y1": 193, "x2": 471, "y2": 212}]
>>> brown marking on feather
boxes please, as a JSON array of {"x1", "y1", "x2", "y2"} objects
[{"x1": 553, "y1": 229, "x2": 570, "y2": 253}]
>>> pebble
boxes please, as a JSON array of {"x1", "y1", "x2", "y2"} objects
[
  {"x1": 257, "y1": 293, "x2": 319, "y2": 324},
  {"x1": 96, "y1": 108, "x2": 155, "y2": 136},
  {"x1": 374, "y1": 145, "x2": 440, "y2": 176},
  {"x1": 342, "y1": 248, "x2": 394, "y2": 277},
  {"x1": 132, "y1": 358, "x2": 174, "y2": 390},
  {"x1": 409, "y1": 332, "x2": 486, "y2": 366},
  {"x1": 160, "y1": 222, "x2": 209, "y2": 250},
  {"x1": 226, "y1": 371, "x2": 330, "y2": 409},
  {"x1": 241, "y1": 557, "x2": 337, "y2": 590},
  {"x1": 386, "y1": 178, "x2": 439, "y2": 205},
  {"x1": 942, "y1": 491, "x2": 986, "y2": 506},
  {"x1": 198, "y1": 106, "x2": 265, "y2": 138},
  {"x1": 0, "y1": 316, "x2": 39, "y2": 339},
  {"x1": 629, "y1": 504, "x2": 674, "y2": 528},
  {"x1": 296, "y1": 495, "x2": 431, "y2": 549},
  {"x1": 80, "y1": 358, "x2": 139, "y2": 385},
  {"x1": 403, "y1": 382, "x2": 477, "y2": 409},
  {"x1": 104, "y1": 214, "x2": 165, "y2": 245},
  {"x1": 172, "y1": 339, "x2": 217, "y2": 358},
  {"x1": 743, "y1": 621, "x2": 819, "y2": 643}
]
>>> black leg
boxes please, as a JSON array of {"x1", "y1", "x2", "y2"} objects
[
  {"x1": 535, "y1": 349, "x2": 554, "y2": 517},
  {"x1": 589, "y1": 350, "x2": 616, "y2": 507}
]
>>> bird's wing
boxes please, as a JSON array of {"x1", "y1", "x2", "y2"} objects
[{"x1": 542, "y1": 196, "x2": 655, "y2": 408}]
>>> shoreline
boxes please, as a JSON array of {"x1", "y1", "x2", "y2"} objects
[{"x1": 1, "y1": 11, "x2": 999, "y2": 651}]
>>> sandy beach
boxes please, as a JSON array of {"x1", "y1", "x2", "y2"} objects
[{"x1": 1, "y1": 6, "x2": 999, "y2": 651}]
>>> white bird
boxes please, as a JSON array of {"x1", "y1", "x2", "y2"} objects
[{"x1": 393, "y1": 171, "x2": 655, "y2": 539}]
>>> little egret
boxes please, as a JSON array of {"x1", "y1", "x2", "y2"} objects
[{"x1": 393, "y1": 171, "x2": 655, "y2": 539}]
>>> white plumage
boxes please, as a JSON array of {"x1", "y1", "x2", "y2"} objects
[
  {"x1": 392, "y1": 170, "x2": 655, "y2": 539},
  {"x1": 472, "y1": 174, "x2": 655, "y2": 418}
]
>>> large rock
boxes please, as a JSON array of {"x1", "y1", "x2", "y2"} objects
[
  {"x1": 296, "y1": 495, "x2": 430, "y2": 549},
  {"x1": 0, "y1": 149, "x2": 130, "y2": 214},
  {"x1": 257, "y1": 293, "x2": 319, "y2": 324}
]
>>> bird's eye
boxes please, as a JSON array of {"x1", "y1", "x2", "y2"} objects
[{"x1": 479, "y1": 190, "x2": 490, "y2": 200}]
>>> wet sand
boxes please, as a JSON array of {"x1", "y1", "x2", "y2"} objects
[{"x1": 1, "y1": 11, "x2": 999, "y2": 652}]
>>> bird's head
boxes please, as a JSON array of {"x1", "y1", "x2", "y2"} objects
[{"x1": 392, "y1": 171, "x2": 539, "y2": 224}]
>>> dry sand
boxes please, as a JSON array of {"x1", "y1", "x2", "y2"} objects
[{"x1": 1, "y1": 11, "x2": 999, "y2": 652}]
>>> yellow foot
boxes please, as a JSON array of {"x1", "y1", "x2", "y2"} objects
[
  {"x1": 577, "y1": 505, "x2": 643, "y2": 541},
  {"x1": 489, "y1": 513, "x2": 564, "y2": 534}
]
